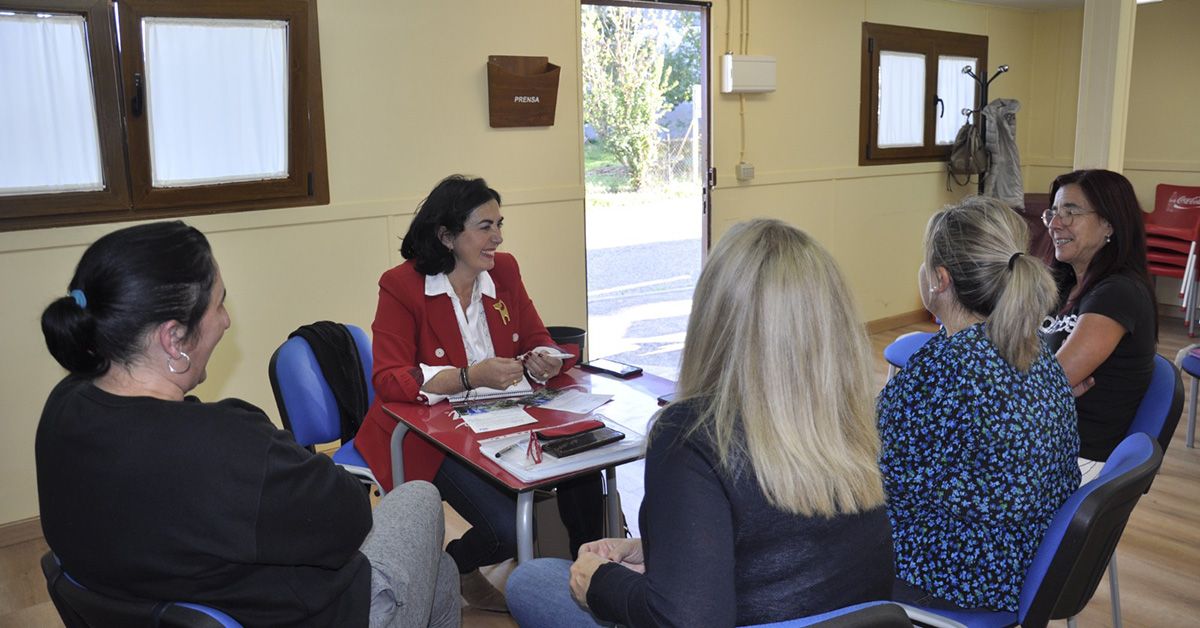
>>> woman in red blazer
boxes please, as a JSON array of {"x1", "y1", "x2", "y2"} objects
[{"x1": 356, "y1": 175, "x2": 602, "y2": 612}]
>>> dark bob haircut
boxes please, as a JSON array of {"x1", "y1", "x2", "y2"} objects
[
  {"x1": 1045, "y1": 169, "x2": 1153, "y2": 318},
  {"x1": 400, "y1": 175, "x2": 501, "y2": 275},
  {"x1": 41, "y1": 221, "x2": 217, "y2": 376}
]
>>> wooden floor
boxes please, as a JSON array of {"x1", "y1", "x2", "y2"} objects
[{"x1": 3, "y1": 319, "x2": 1197, "y2": 627}]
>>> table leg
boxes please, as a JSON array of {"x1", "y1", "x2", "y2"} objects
[
  {"x1": 605, "y1": 467, "x2": 621, "y2": 537},
  {"x1": 517, "y1": 491, "x2": 535, "y2": 563},
  {"x1": 389, "y1": 423, "x2": 409, "y2": 487}
]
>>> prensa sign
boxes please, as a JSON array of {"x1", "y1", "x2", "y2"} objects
[{"x1": 487, "y1": 55, "x2": 560, "y2": 128}]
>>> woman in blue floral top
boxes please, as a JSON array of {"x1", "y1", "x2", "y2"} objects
[{"x1": 878, "y1": 196, "x2": 1081, "y2": 611}]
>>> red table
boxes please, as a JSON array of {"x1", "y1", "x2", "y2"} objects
[{"x1": 382, "y1": 367, "x2": 675, "y2": 562}]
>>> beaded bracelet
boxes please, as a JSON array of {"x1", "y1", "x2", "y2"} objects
[{"x1": 459, "y1": 366, "x2": 473, "y2": 391}]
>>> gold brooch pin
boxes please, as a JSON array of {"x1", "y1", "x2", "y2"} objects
[{"x1": 493, "y1": 300, "x2": 511, "y2": 325}]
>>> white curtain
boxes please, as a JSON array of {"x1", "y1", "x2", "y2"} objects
[
  {"x1": 143, "y1": 17, "x2": 288, "y2": 187},
  {"x1": 937, "y1": 55, "x2": 978, "y2": 145},
  {"x1": 877, "y1": 51, "x2": 925, "y2": 148},
  {"x1": 0, "y1": 12, "x2": 103, "y2": 196}
]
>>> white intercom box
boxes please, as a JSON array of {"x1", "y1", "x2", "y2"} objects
[{"x1": 721, "y1": 54, "x2": 776, "y2": 93}]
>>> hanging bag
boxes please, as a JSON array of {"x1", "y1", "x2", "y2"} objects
[{"x1": 947, "y1": 113, "x2": 990, "y2": 189}]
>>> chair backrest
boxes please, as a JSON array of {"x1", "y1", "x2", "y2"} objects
[
  {"x1": 1146, "y1": 184, "x2": 1200, "y2": 231},
  {"x1": 41, "y1": 551, "x2": 242, "y2": 628},
  {"x1": 1017, "y1": 433, "x2": 1162, "y2": 628},
  {"x1": 1127, "y1": 354, "x2": 1184, "y2": 456},
  {"x1": 741, "y1": 601, "x2": 913, "y2": 627},
  {"x1": 268, "y1": 323, "x2": 375, "y2": 448}
]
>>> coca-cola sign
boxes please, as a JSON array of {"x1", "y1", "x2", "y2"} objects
[{"x1": 1167, "y1": 191, "x2": 1200, "y2": 212}]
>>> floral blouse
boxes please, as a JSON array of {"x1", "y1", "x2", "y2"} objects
[{"x1": 877, "y1": 323, "x2": 1081, "y2": 611}]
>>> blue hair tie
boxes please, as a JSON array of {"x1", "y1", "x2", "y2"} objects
[{"x1": 69, "y1": 289, "x2": 87, "y2": 309}]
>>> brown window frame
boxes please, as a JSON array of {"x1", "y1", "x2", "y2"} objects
[
  {"x1": 859, "y1": 22, "x2": 988, "y2": 166},
  {"x1": 0, "y1": 0, "x2": 329, "y2": 232}
]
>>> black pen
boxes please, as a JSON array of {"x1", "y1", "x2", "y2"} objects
[{"x1": 494, "y1": 441, "x2": 521, "y2": 459}]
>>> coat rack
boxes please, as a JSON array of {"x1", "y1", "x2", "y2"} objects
[{"x1": 962, "y1": 64, "x2": 1009, "y2": 194}]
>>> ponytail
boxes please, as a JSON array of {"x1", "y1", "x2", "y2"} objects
[
  {"x1": 926, "y1": 196, "x2": 1057, "y2": 371},
  {"x1": 989, "y1": 252, "x2": 1058, "y2": 370}
]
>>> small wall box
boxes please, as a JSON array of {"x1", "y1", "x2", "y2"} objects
[
  {"x1": 721, "y1": 54, "x2": 776, "y2": 93},
  {"x1": 487, "y1": 55, "x2": 561, "y2": 128}
]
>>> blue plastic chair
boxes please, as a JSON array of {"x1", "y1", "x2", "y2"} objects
[
  {"x1": 268, "y1": 323, "x2": 381, "y2": 494},
  {"x1": 895, "y1": 433, "x2": 1163, "y2": 628},
  {"x1": 743, "y1": 601, "x2": 912, "y2": 627},
  {"x1": 1099, "y1": 353, "x2": 1184, "y2": 627},
  {"x1": 883, "y1": 331, "x2": 936, "y2": 379},
  {"x1": 41, "y1": 551, "x2": 242, "y2": 627}
]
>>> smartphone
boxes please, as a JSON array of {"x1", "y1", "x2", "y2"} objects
[
  {"x1": 656, "y1": 392, "x2": 677, "y2": 406},
  {"x1": 541, "y1": 426, "x2": 626, "y2": 458},
  {"x1": 582, "y1": 358, "x2": 643, "y2": 379}
]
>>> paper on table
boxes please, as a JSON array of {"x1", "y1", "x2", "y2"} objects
[
  {"x1": 480, "y1": 417, "x2": 645, "y2": 482},
  {"x1": 537, "y1": 389, "x2": 612, "y2": 414},
  {"x1": 458, "y1": 406, "x2": 537, "y2": 433}
]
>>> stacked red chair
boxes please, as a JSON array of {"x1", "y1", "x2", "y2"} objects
[{"x1": 1143, "y1": 184, "x2": 1200, "y2": 335}]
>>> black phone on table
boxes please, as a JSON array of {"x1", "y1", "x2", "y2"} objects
[
  {"x1": 541, "y1": 426, "x2": 626, "y2": 458},
  {"x1": 581, "y1": 358, "x2": 643, "y2": 379}
]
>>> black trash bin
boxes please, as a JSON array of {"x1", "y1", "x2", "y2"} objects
[{"x1": 546, "y1": 326, "x2": 586, "y2": 361}]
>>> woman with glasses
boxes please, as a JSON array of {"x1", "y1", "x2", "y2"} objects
[
  {"x1": 879, "y1": 197, "x2": 1079, "y2": 612},
  {"x1": 1040, "y1": 169, "x2": 1157, "y2": 482},
  {"x1": 355, "y1": 175, "x2": 603, "y2": 613}
]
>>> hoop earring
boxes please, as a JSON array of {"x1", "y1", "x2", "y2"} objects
[{"x1": 167, "y1": 351, "x2": 191, "y2": 374}]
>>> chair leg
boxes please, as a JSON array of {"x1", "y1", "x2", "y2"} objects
[
  {"x1": 1067, "y1": 616, "x2": 1079, "y2": 628},
  {"x1": 1188, "y1": 278, "x2": 1198, "y2": 337},
  {"x1": 1109, "y1": 552, "x2": 1122, "y2": 628},
  {"x1": 1189, "y1": 376, "x2": 1197, "y2": 448}
]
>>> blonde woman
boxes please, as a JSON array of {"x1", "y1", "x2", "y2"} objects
[
  {"x1": 506, "y1": 219, "x2": 894, "y2": 627},
  {"x1": 878, "y1": 197, "x2": 1080, "y2": 612}
]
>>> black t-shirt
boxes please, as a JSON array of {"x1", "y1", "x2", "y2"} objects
[
  {"x1": 1040, "y1": 272, "x2": 1157, "y2": 460},
  {"x1": 35, "y1": 376, "x2": 372, "y2": 627},
  {"x1": 586, "y1": 402, "x2": 894, "y2": 627}
]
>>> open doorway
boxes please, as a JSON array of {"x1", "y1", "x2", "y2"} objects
[{"x1": 581, "y1": 0, "x2": 711, "y2": 381}]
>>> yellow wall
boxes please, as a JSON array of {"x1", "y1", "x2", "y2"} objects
[
  {"x1": 0, "y1": 0, "x2": 587, "y2": 526},
  {"x1": 711, "y1": 0, "x2": 1041, "y2": 318},
  {"x1": 2, "y1": 0, "x2": 1195, "y2": 528},
  {"x1": 1123, "y1": 0, "x2": 1200, "y2": 193}
]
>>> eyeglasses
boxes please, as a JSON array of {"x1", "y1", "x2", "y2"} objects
[{"x1": 1042, "y1": 207, "x2": 1096, "y2": 227}]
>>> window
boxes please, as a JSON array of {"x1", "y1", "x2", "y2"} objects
[
  {"x1": 859, "y1": 23, "x2": 987, "y2": 165},
  {"x1": 0, "y1": 0, "x2": 328, "y2": 231}
]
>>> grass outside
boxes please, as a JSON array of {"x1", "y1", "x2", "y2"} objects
[{"x1": 584, "y1": 141, "x2": 631, "y2": 193}]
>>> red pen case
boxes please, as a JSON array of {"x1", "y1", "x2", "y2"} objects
[{"x1": 536, "y1": 419, "x2": 605, "y2": 441}]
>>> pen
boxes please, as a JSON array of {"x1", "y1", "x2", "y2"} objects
[{"x1": 494, "y1": 441, "x2": 521, "y2": 458}]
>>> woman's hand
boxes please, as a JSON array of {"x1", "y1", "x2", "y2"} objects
[
  {"x1": 524, "y1": 350, "x2": 563, "y2": 381},
  {"x1": 580, "y1": 537, "x2": 645, "y2": 572},
  {"x1": 468, "y1": 357, "x2": 525, "y2": 390},
  {"x1": 569, "y1": 538, "x2": 645, "y2": 605},
  {"x1": 569, "y1": 551, "x2": 608, "y2": 606}
]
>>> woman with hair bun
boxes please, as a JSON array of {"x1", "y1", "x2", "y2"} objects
[
  {"x1": 878, "y1": 197, "x2": 1080, "y2": 612},
  {"x1": 37, "y1": 221, "x2": 460, "y2": 628}
]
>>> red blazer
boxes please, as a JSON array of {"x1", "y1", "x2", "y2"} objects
[{"x1": 357, "y1": 253, "x2": 567, "y2": 490}]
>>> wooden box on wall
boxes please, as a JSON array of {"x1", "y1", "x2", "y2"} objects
[{"x1": 487, "y1": 55, "x2": 560, "y2": 128}]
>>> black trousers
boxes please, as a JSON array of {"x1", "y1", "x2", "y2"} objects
[{"x1": 433, "y1": 458, "x2": 605, "y2": 572}]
